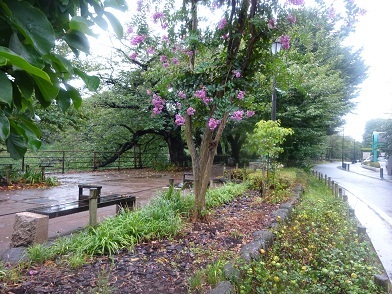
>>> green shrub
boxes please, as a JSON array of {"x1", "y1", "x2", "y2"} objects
[{"x1": 235, "y1": 177, "x2": 384, "y2": 293}]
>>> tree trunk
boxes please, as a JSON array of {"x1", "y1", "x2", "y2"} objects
[{"x1": 166, "y1": 129, "x2": 187, "y2": 166}]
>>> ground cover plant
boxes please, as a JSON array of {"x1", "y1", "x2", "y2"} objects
[
  {"x1": 0, "y1": 169, "x2": 385, "y2": 293},
  {"x1": 232, "y1": 175, "x2": 385, "y2": 293}
]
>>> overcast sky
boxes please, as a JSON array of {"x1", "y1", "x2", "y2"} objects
[{"x1": 343, "y1": 0, "x2": 392, "y2": 141}]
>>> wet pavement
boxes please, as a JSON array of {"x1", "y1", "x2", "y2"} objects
[{"x1": 0, "y1": 167, "x2": 228, "y2": 255}]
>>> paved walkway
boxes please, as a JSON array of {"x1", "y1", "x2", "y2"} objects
[
  {"x1": 0, "y1": 163, "x2": 390, "y2": 258},
  {"x1": 0, "y1": 166, "x2": 227, "y2": 256},
  {"x1": 341, "y1": 161, "x2": 392, "y2": 182}
]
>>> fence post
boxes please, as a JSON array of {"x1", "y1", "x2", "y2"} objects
[
  {"x1": 22, "y1": 156, "x2": 25, "y2": 172},
  {"x1": 41, "y1": 166, "x2": 46, "y2": 181},
  {"x1": 89, "y1": 188, "x2": 98, "y2": 227},
  {"x1": 62, "y1": 151, "x2": 65, "y2": 174},
  {"x1": 5, "y1": 165, "x2": 11, "y2": 185}
]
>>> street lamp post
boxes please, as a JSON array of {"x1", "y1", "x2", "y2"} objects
[{"x1": 271, "y1": 40, "x2": 281, "y2": 121}]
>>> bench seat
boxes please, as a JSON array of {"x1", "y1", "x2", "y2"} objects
[{"x1": 26, "y1": 194, "x2": 136, "y2": 219}]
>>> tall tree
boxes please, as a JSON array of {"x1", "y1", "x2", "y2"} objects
[{"x1": 126, "y1": 0, "x2": 364, "y2": 219}]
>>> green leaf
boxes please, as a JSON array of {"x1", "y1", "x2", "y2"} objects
[
  {"x1": 94, "y1": 15, "x2": 108, "y2": 31},
  {"x1": 3, "y1": 0, "x2": 55, "y2": 54},
  {"x1": 9, "y1": 33, "x2": 44, "y2": 68},
  {"x1": 74, "y1": 68, "x2": 100, "y2": 91},
  {"x1": 32, "y1": 74, "x2": 59, "y2": 102},
  {"x1": 5, "y1": 128, "x2": 27, "y2": 160},
  {"x1": 0, "y1": 46, "x2": 51, "y2": 82},
  {"x1": 17, "y1": 116, "x2": 42, "y2": 151},
  {"x1": 13, "y1": 71, "x2": 34, "y2": 99},
  {"x1": 104, "y1": 0, "x2": 128, "y2": 11},
  {"x1": 0, "y1": 111, "x2": 10, "y2": 141},
  {"x1": 65, "y1": 83, "x2": 82, "y2": 109},
  {"x1": 69, "y1": 16, "x2": 98, "y2": 37},
  {"x1": 63, "y1": 31, "x2": 90, "y2": 54},
  {"x1": 57, "y1": 88, "x2": 72, "y2": 112},
  {"x1": 0, "y1": 56, "x2": 6, "y2": 66},
  {"x1": 103, "y1": 11, "x2": 123, "y2": 39},
  {"x1": 0, "y1": 71, "x2": 12, "y2": 106},
  {"x1": 49, "y1": 54, "x2": 74, "y2": 80},
  {"x1": 34, "y1": 85, "x2": 52, "y2": 108}
]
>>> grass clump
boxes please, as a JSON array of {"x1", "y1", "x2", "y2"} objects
[{"x1": 235, "y1": 176, "x2": 384, "y2": 293}]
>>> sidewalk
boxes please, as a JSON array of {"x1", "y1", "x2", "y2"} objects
[
  {"x1": 0, "y1": 165, "x2": 227, "y2": 257},
  {"x1": 341, "y1": 161, "x2": 392, "y2": 182}
]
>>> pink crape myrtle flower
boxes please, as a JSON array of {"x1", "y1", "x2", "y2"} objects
[
  {"x1": 246, "y1": 110, "x2": 255, "y2": 117},
  {"x1": 163, "y1": 62, "x2": 169, "y2": 68},
  {"x1": 280, "y1": 35, "x2": 290, "y2": 50},
  {"x1": 176, "y1": 102, "x2": 182, "y2": 109},
  {"x1": 194, "y1": 89, "x2": 213, "y2": 105},
  {"x1": 233, "y1": 70, "x2": 241, "y2": 78},
  {"x1": 147, "y1": 47, "x2": 155, "y2": 55},
  {"x1": 237, "y1": 90, "x2": 245, "y2": 100},
  {"x1": 162, "y1": 35, "x2": 169, "y2": 42},
  {"x1": 129, "y1": 52, "x2": 137, "y2": 60},
  {"x1": 160, "y1": 55, "x2": 167, "y2": 62},
  {"x1": 328, "y1": 7, "x2": 336, "y2": 19},
  {"x1": 268, "y1": 19, "x2": 277, "y2": 29},
  {"x1": 286, "y1": 13, "x2": 297, "y2": 24},
  {"x1": 130, "y1": 34, "x2": 146, "y2": 46},
  {"x1": 172, "y1": 57, "x2": 179, "y2": 65},
  {"x1": 208, "y1": 118, "x2": 221, "y2": 130},
  {"x1": 287, "y1": 0, "x2": 304, "y2": 5},
  {"x1": 175, "y1": 114, "x2": 185, "y2": 126},
  {"x1": 222, "y1": 33, "x2": 229, "y2": 40},
  {"x1": 231, "y1": 110, "x2": 244, "y2": 121},
  {"x1": 152, "y1": 93, "x2": 165, "y2": 115},
  {"x1": 218, "y1": 18, "x2": 227, "y2": 30},
  {"x1": 178, "y1": 91, "x2": 186, "y2": 99},
  {"x1": 127, "y1": 26, "x2": 133, "y2": 34},
  {"x1": 137, "y1": 0, "x2": 142, "y2": 11},
  {"x1": 152, "y1": 11, "x2": 165, "y2": 23},
  {"x1": 187, "y1": 107, "x2": 196, "y2": 115}
]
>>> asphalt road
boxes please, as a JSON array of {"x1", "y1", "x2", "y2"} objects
[{"x1": 314, "y1": 162, "x2": 392, "y2": 282}]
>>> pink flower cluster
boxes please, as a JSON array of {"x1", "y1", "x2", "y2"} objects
[
  {"x1": 208, "y1": 118, "x2": 221, "y2": 130},
  {"x1": 130, "y1": 34, "x2": 146, "y2": 46},
  {"x1": 218, "y1": 18, "x2": 227, "y2": 30},
  {"x1": 178, "y1": 91, "x2": 186, "y2": 99},
  {"x1": 233, "y1": 70, "x2": 241, "y2": 78},
  {"x1": 147, "y1": 47, "x2": 155, "y2": 55},
  {"x1": 194, "y1": 88, "x2": 213, "y2": 105},
  {"x1": 129, "y1": 52, "x2": 137, "y2": 60},
  {"x1": 187, "y1": 107, "x2": 196, "y2": 115},
  {"x1": 127, "y1": 26, "x2": 133, "y2": 34},
  {"x1": 237, "y1": 90, "x2": 245, "y2": 100},
  {"x1": 152, "y1": 93, "x2": 165, "y2": 115},
  {"x1": 268, "y1": 19, "x2": 277, "y2": 29},
  {"x1": 286, "y1": 14, "x2": 297, "y2": 24},
  {"x1": 280, "y1": 35, "x2": 290, "y2": 49},
  {"x1": 231, "y1": 110, "x2": 244, "y2": 121},
  {"x1": 246, "y1": 110, "x2": 255, "y2": 117},
  {"x1": 152, "y1": 11, "x2": 165, "y2": 23},
  {"x1": 175, "y1": 114, "x2": 185, "y2": 126},
  {"x1": 287, "y1": 0, "x2": 304, "y2": 5}
]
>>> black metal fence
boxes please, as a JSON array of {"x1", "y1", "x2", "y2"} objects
[{"x1": 0, "y1": 148, "x2": 170, "y2": 174}]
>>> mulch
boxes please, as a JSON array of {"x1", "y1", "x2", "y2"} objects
[{"x1": 2, "y1": 190, "x2": 282, "y2": 294}]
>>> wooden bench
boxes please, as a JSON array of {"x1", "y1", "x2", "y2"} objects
[{"x1": 26, "y1": 193, "x2": 136, "y2": 219}]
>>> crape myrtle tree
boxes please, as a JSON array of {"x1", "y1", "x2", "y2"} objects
[
  {"x1": 127, "y1": 0, "x2": 302, "y2": 219},
  {"x1": 127, "y1": 0, "x2": 364, "y2": 219},
  {"x1": 0, "y1": 0, "x2": 127, "y2": 159}
]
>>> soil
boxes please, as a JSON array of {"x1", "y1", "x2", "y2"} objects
[{"x1": 1, "y1": 168, "x2": 283, "y2": 293}]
